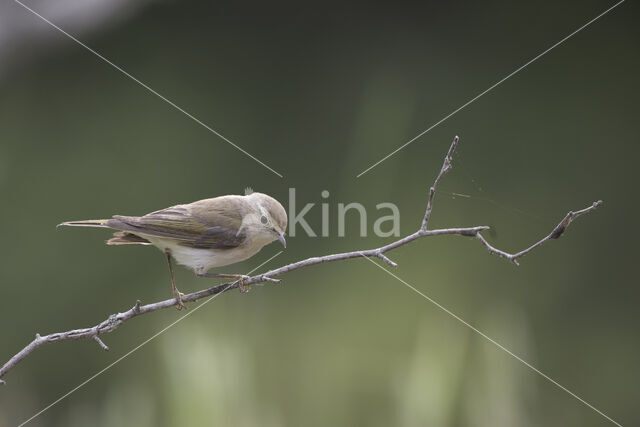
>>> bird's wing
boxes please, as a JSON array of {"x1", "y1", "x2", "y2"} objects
[{"x1": 106, "y1": 197, "x2": 247, "y2": 249}]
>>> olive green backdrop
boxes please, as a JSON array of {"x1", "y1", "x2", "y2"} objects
[{"x1": 0, "y1": 1, "x2": 638, "y2": 426}]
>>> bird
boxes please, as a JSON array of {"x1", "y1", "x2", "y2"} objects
[{"x1": 58, "y1": 192, "x2": 288, "y2": 309}]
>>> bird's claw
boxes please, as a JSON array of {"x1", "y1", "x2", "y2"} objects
[
  {"x1": 235, "y1": 275, "x2": 252, "y2": 293},
  {"x1": 174, "y1": 291, "x2": 186, "y2": 310}
]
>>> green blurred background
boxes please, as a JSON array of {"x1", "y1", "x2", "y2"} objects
[{"x1": 0, "y1": 0, "x2": 638, "y2": 426}]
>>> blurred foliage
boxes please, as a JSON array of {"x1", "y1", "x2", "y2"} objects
[{"x1": 0, "y1": 1, "x2": 638, "y2": 426}]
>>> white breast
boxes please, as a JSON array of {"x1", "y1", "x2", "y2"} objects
[{"x1": 142, "y1": 234, "x2": 274, "y2": 274}]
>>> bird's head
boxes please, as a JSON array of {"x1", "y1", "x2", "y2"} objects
[{"x1": 246, "y1": 192, "x2": 288, "y2": 248}]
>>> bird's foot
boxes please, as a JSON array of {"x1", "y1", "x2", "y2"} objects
[
  {"x1": 196, "y1": 272, "x2": 253, "y2": 293},
  {"x1": 173, "y1": 290, "x2": 186, "y2": 310},
  {"x1": 235, "y1": 275, "x2": 252, "y2": 293}
]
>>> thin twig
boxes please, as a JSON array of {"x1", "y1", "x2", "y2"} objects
[
  {"x1": 475, "y1": 200, "x2": 603, "y2": 266},
  {"x1": 0, "y1": 136, "x2": 602, "y2": 384},
  {"x1": 92, "y1": 336, "x2": 109, "y2": 351},
  {"x1": 422, "y1": 135, "x2": 458, "y2": 230}
]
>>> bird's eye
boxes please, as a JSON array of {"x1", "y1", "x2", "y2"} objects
[{"x1": 260, "y1": 215, "x2": 268, "y2": 225}]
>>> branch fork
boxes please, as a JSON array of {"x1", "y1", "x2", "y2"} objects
[{"x1": 0, "y1": 136, "x2": 602, "y2": 384}]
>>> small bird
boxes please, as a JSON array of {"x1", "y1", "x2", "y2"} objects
[{"x1": 59, "y1": 192, "x2": 288, "y2": 309}]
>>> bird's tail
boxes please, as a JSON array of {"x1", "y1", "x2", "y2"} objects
[{"x1": 57, "y1": 219, "x2": 110, "y2": 228}]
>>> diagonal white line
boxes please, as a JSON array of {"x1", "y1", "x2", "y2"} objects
[
  {"x1": 362, "y1": 256, "x2": 622, "y2": 427},
  {"x1": 356, "y1": 0, "x2": 626, "y2": 178},
  {"x1": 12, "y1": 0, "x2": 284, "y2": 178},
  {"x1": 17, "y1": 251, "x2": 283, "y2": 427}
]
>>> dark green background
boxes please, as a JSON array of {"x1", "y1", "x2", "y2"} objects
[{"x1": 1, "y1": 1, "x2": 638, "y2": 426}]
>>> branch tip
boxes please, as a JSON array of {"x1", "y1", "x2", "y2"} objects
[
  {"x1": 377, "y1": 253, "x2": 398, "y2": 267},
  {"x1": 551, "y1": 199, "x2": 603, "y2": 239},
  {"x1": 422, "y1": 135, "x2": 460, "y2": 230},
  {"x1": 93, "y1": 335, "x2": 109, "y2": 351},
  {"x1": 447, "y1": 135, "x2": 459, "y2": 158}
]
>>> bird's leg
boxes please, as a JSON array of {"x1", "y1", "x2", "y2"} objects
[
  {"x1": 165, "y1": 250, "x2": 186, "y2": 310},
  {"x1": 197, "y1": 272, "x2": 252, "y2": 293}
]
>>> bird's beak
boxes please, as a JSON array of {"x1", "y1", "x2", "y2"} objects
[{"x1": 278, "y1": 233, "x2": 287, "y2": 248}]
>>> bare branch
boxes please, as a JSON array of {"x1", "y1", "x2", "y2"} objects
[
  {"x1": 0, "y1": 136, "x2": 602, "y2": 384},
  {"x1": 475, "y1": 200, "x2": 603, "y2": 265},
  {"x1": 376, "y1": 252, "x2": 398, "y2": 268},
  {"x1": 422, "y1": 135, "x2": 459, "y2": 230},
  {"x1": 92, "y1": 336, "x2": 109, "y2": 351}
]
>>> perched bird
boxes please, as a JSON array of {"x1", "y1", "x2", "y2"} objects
[{"x1": 59, "y1": 192, "x2": 287, "y2": 309}]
